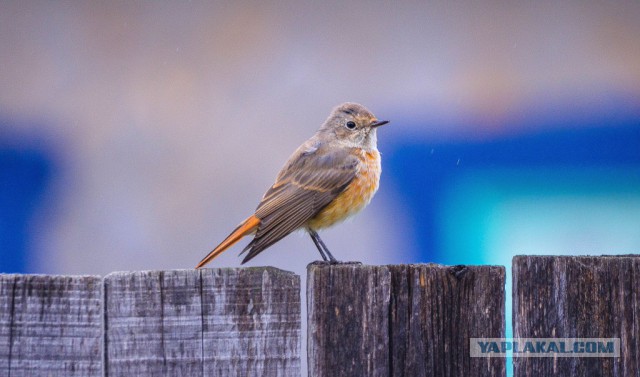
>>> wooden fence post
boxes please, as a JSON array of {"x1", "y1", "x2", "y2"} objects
[
  {"x1": 307, "y1": 263, "x2": 505, "y2": 377},
  {"x1": 104, "y1": 267, "x2": 301, "y2": 376},
  {"x1": 513, "y1": 255, "x2": 640, "y2": 376},
  {"x1": 0, "y1": 274, "x2": 103, "y2": 376},
  {"x1": 200, "y1": 267, "x2": 301, "y2": 376},
  {"x1": 104, "y1": 269, "x2": 204, "y2": 376},
  {"x1": 1, "y1": 267, "x2": 300, "y2": 376}
]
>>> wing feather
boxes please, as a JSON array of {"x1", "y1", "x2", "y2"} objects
[{"x1": 241, "y1": 144, "x2": 358, "y2": 263}]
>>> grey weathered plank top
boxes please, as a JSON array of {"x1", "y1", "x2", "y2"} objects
[
  {"x1": 1, "y1": 267, "x2": 301, "y2": 377},
  {"x1": 0, "y1": 274, "x2": 103, "y2": 377}
]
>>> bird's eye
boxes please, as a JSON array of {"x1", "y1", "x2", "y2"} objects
[{"x1": 345, "y1": 121, "x2": 357, "y2": 130}]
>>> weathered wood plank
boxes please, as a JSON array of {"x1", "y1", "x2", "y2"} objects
[
  {"x1": 104, "y1": 269, "x2": 203, "y2": 376},
  {"x1": 389, "y1": 264, "x2": 506, "y2": 376},
  {"x1": 0, "y1": 274, "x2": 102, "y2": 377},
  {"x1": 307, "y1": 263, "x2": 505, "y2": 377},
  {"x1": 104, "y1": 267, "x2": 301, "y2": 377},
  {"x1": 513, "y1": 255, "x2": 640, "y2": 377},
  {"x1": 200, "y1": 267, "x2": 301, "y2": 376},
  {"x1": 307, "y1": 263, "x2": 391, "y2": 377}
]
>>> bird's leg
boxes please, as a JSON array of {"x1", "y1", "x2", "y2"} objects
[
  {"x1": 309, "y1": 232, "x2": 328, "y2": 261},
  {"x1": 316, "y1": 236, "x2": 337, "y2": 262},
  {"x1": 308, "y1": 229, "x2": 337, "y2": 263}
]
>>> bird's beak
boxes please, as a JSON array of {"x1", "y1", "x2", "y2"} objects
[{"x1": 371, "y1": 120, "x2": 390, "y2": 128}]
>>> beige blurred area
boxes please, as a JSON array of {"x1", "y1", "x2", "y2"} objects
[{"x1": 1, "y1": 1, "x2": 640, "y2": 275}]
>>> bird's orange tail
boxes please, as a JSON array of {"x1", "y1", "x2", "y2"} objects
[{"x1": 196, "y1": 215, "x2": 260, "y2": 268}]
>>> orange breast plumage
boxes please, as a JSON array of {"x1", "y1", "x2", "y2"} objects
[{"x1": 307, "y1": 149, "x2": 381, "y2": 230}]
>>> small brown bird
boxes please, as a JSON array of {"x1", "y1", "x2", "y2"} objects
[{"x1": 196, "y1": 103, "x2": 389, "y2": 267}]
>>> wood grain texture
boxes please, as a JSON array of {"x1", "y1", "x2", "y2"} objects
[
  {"x1": 307, "y1": 263, "x2": 391, "y2": 377},
  {"x1": 200, "y1": 267, "x2": 301, "y2": 376},
  {"x1": 104, "y1": 269, "x2": 203, "y2": 376},
  {"x1": 104, "y1": 267, "x2": 300, "y2": 377},
  {"x1": 307, "y1": 263, "x2": 505, "y2": 377},
  {"x1": 0, "y1": 274, "x2": 102, "y2": 377},
  {"x1": 513, "y1": 255, "x2": 640, "y2": 377}
]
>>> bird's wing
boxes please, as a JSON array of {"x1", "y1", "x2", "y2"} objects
[{"x1": 241, "y1": 144, "x2": 358, "y2": 263}]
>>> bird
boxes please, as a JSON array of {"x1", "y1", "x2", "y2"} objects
[{"x1": 196, "y1": 102, "x2": 389, "y2": 268}]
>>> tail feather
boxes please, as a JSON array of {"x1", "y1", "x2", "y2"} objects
[{"x1": 195, "y1": 215, "x2": 260, "y2": 268}]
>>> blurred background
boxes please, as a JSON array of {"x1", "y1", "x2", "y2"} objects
[{"x1": 1, "y1": 1, "x2": 639, "y2": 374}]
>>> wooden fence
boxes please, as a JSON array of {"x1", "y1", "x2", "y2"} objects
[{"x1": 0, "y1": 256, "x2": 638, "y2": 376}]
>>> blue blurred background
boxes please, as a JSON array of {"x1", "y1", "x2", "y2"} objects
[{"x1": 1, "y1": 2, "x2": 639, "y2": 373}]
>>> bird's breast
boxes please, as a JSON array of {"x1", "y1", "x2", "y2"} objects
[{"x1": 306, "y1": 149, "x2": 381, "y2": 230}]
